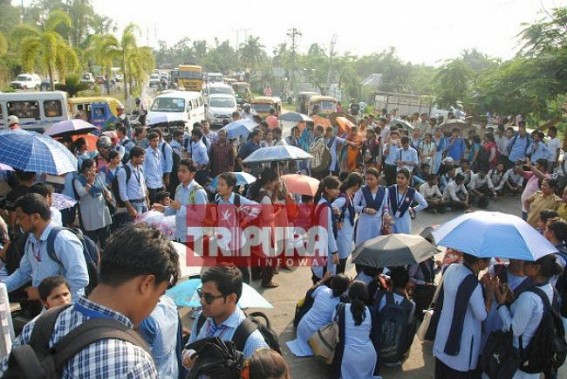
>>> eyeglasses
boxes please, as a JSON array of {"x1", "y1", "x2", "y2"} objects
[{"x1": 196, "y1": 288, "x2": 224, "y2": 305}]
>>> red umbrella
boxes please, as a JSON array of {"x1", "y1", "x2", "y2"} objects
[{"x1": 281, "y1": 174, "x2": 320, "y2": 196}]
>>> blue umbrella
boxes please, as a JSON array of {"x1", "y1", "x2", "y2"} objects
[
  {"x1": 432, "y1": 211, "x2": 558, "y2": 261},
  {"x1": 278, "y1": 112, "x2": 313, "y2": 123},
  {"x1": 220, "y1": 119, "x2": 258, "y2": 139},
  {"x1": 166, "y1": 278, "x2": 273, "y2": 309},
  {"x1": 243, "y1": 145, "x2": 312, "y2": 163},
  {"x1": 210, "y1": 172, "x2": 256, "y2": 189},
  {"x1": 0, "y1": 131, "x2": 77, "y2": 175}
]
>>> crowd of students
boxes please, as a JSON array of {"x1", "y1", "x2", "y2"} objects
[{"x1": 0, "y1": 109, "x2": 566, "y2": 378}]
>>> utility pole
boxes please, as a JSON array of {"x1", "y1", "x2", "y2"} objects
[
  {"x1": 287, "y1": 27, "x2": 301, "y2": 98},
  {"x1": 326, "y1": 34, "x2": 337, "y2": 96}
]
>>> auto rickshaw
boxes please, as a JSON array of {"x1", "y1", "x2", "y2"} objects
[
  {"x1": 308, "y1": 95, "x2": 338, "y2": 117},
  {"x1": 251, "y1": 96, "x2": 282, "y2": 119},
  {"x1": 68, "y1": 96, "x2": 124, "y2": 133},
  {"x1": 295, "y1": 91, "x2": 319, "y2": 114},
  {"x1": 231, "y1": 82, "x2": 251, "y2": 105}
]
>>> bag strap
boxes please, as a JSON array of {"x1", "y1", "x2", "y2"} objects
[
  {"x1": 51, "y1": 318, "x2": 150, "y2": 370},
  {"x1": 232, "y1": 317, "x2": 257, "y2": 353},
  {"x1": 195, "y1": 313, "x2": 207, "y2": 335},
  {"x1": 29, "y1": 304, "x2": 74, "y2": 355},
  {"x1": 46, "y1": 227, "x2": 64, "y2": 266}
]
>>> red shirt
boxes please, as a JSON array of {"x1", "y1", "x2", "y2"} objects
[{"x1": 210, "y1": 141, "x2": 235, "y2": 177}]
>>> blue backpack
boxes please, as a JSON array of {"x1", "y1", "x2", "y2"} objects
[{"x1": 46, "y1": 227, "x2": 100, "y2": 295}]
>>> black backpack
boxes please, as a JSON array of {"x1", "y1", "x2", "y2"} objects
[
  {"x1": 480, "y1": 330, "x2": 520, "y2": 379},
  {"x1": 371, "y1": 291, "x2": 416, "y2": 364},
  {"x1": 518, "y1": 286, "x2": 567, "y2": 377},
  {"x1": 45, "y1": 227, "x2": 100, "y2": 296},
  {"x1": 3, "y1": 304, "x2": 150, "y2": 379},
  {"x1": 196, "y1": 311, "x2": 282, "y2": 355},
  {"x1": 111, "y1": 165, "x2": 132, "y2": 208}
]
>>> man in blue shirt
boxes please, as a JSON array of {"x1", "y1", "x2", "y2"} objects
[
  {"x1": 144, "y1": 132, "x2": 164, "y2": 205},
  {"x1": 528, "y1": 130, "x2": 548, "y2": 164},
  {"x1": 396, "y1": 136, "x2": 419, "y2": 172},
  {"x1": 189, "y1": 128, "x2": 210, "y2": 185},
  {"x1": 507, "y1": 121, "x2": 531, "y2": 165},
  {"x1": 118, "y1": 146, "x2": 148, "y2": 221},
  {"x1": 446, "y1": 128, "x2": 466, "y2": 165},
  {"x1": 383, "y1": 130, "x2": 401, "y2": 185},
  {"x1": 3, "y1": 194, "x2": 88, "y2": 301},
  {"x1": 183, "y1": 265, "x2": 268, "y2": 369}
]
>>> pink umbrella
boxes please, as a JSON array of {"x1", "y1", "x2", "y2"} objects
[
  {"x1": 281, "y1": 174, "x2": 320, "y2": 196},
  {"x1": 44, "y1": 119, "x2": 97, "y2": 138}
]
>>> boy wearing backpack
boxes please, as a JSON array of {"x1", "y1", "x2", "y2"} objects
[
  {"x1": 183, "y1": 264, "x2": 269, "y2": 368},
  {"x1": 2, "y1": 194, "x2": 89, "y2": 302},
  {"x1": 0, "y1": 223, "x2": 180, "y2": 378}
]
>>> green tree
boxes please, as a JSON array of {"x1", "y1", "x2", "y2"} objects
[
  {"x1": 433, "y1": 59, "x2": 474, "y2": 108},
  {"x1": 55, "y1": 73, "x2": 90, "y2": 97},
  {"x1": 12, "y1": 9, "x2": 79, "y2": 90},
  {"x1": 87, "y1": 33, "x2": 120, "y2": 94},
  {"x1": 239, "y1": 36, "x2": 266, "y2": 72}
]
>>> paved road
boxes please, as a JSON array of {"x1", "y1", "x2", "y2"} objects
[{"x1": 182, "y1": 196, "x2": 567, "y2": 378}]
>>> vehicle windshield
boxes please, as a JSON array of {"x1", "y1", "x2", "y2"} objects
[
  {"x1": 150, "y1": 74, "x2": 160, "y2": 80},
  {"x1": 209, "y1": 97, "x2": 236, "y2": 108},
  {"x1": 209, "y1": 87, "x2": 233, "y2": 95},
  {"x1": 318, "y1": 101, "x2": 337, "y2": 112},
  {"x1": 179, "y1": 71, "x2": 202, "y2": 79},
  {"x1": 15, "y1": 75, "x2": 29, "y2": 81},
  {"x1": 232, "y1": 84, "x2": 250, "y2": 94},
  {"x1": 252, "y1": 103, "x2": 272, "y2": 113},
  {"x1": 208, "y1": 75, "x2": 223, "y2": 82},
  {"x1": 151, "y1": 97, "x2": 185, "y2": 112}
]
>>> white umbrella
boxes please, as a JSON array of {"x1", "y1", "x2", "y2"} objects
[
  {"x1": 243, "y1": 145, "x2": 312, "y2": 163},
  {"x1": 432, "y1": 211, "x2": 558, "y2": 261},
  {"x1": 44, "y1": 119, "x2": 97, "y2": 138}
]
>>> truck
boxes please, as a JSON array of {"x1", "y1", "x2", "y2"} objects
[
  {"x1": 373, "y1": 91, "x2": 432, "y2": 116},
  {"x1": 178, "y1": 65, "x2": 203, "y2": 92}
]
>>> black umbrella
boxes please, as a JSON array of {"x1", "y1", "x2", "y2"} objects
[
  {"x1": 279, "y1": 112, "x2": 313, "y2": 123},
  {"x1": 351, "y1": 233, "x2": 438, "y2": 268}
]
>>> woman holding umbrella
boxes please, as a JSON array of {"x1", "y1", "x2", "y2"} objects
[
  {"x1": 387, "y1": 168, "x2": 428, "y2": 234},
  {"x1": 73, "y1": 159, "x2": 112, "y2": 248},
  {"x1": 332, "y1": 172, "x2": 364, "y2": 274}
]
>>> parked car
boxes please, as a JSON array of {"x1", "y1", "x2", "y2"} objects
[
  {"x1": 10, "y1": 74, "x2": 41, "y2": 90},
  {"x1": 149, "y1": 74, "x2": 161, "y2": 88},
  {"x1": 80, "y1": 73, "x2": 95, "y2": 88},
  {"x1": 206, "y1": 93, "x2": 237, "y2": 126},
  {"x1": 40, "y1": 78, "x2": 58, "y2": 91}
]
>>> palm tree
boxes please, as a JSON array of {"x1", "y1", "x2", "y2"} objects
[
  {"x1": 239, "y1": 36, "x2": 266, "y2": 73},
  {"x1": 55, "y1": 74, "x2": 90, "y2": 97},
  {"x1": 12, "y1": 10, "x2": 79, "y2": 90},
  {"x1": 127, "y1": 46, "x2": 155, "y2": 97},
  {"x1": 87, "y1": 34, "x2": 121, "y2": 95}
]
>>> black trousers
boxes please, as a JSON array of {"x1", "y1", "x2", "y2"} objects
[
  {"x1": 384, "y1": 164, "x2": 397, "y2": 186},
  {"x1": 435, "y1": 358, "x2": 479, "y2": 379}
]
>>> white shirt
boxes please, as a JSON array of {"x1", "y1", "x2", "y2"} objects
[
  {"x1": 547, "y1": 137, "x2": 561, "y2": 162},
  {"x1": 468, "y1": 173, "x2": 494, "y2": 191},
  {"x1": 419, "y1": 183, "x2": 443, "y2": 198},
  {"x1": 443, "y1": 181, "x2": 468, "y2": 201}
]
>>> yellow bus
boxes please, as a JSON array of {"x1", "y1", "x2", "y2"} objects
[{"x1": 178, "y1": 65, "x2": 203, "y2": 92}]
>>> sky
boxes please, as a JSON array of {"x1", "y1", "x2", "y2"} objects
[{"x1": 87, "y1": 0, "x2": 566, "y2": 66}]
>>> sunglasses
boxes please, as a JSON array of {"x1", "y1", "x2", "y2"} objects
[{"x1": 196, "y1": 288, "x2": 224, "y2": 305}]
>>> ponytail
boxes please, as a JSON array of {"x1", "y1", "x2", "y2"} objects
[{"x1": 348, "y1": 281, "x2": 368, "y2": 326}]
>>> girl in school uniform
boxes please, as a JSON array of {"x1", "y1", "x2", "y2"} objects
[
  {"x1": 332, "y1": 172, "x2": 364, "y2": 274},
  {"x1": 387, "y1": 168, "x2": 428, "y2": 234},
  {"x1": 494, "y1": 254, "x2": 563, "y2": 379},
  {"x1": 353, "y1": 168, "x2": 391, "y2": 247}
]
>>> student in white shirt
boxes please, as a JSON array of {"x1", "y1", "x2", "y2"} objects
[
  {"x1": 443, "y1": 173, "x2": 469, "y2": 210},
  {"x1": 547, "y1": 126, "x2": 561, "y2": 171},
  {"x1": 419, "y1": 174, "x2": 445, "y2": 213}
]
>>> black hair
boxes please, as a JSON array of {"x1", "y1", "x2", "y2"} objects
[
  {"x1": 531, "y1": 254, "x2": 563, "y2": 278},
  {"x1": 108, "y1": 150, "x2": 120, "y2": 160},
  {"x1": 248, "y1": 168, "x2": 278, "y2": 201},
  {"x1": 250, "y1": 129, "x2": 263, "y2": 139},
  {"x1": 29, "y1": 183, "x2": 54, "y2": 198},
  {"x1": 462, "y1": 253, "x2": 490, "y2": 266},
  {"x1": 330, "y1": 274, "x2": 350, "y2": 297},
  {"x1": 80, "y1": 158, "x2": 95, "y2": 173},
  {"x1": 100, "y1": 224, "x2": 179, "y2": 287},
  {"x1": 192, "y1": 128, "x2": 203, "y2": 139},
  {"x1": 340, "y1": 172, "x2": 364, "y2": 192},
  {"x1": 248, "y1": 349, "x2": 290, "y2": 379},
  {"x1": 365, "y1": 167, "x2": 380, "y2": 179},
  {"x1": 390, "y1": 266, "x2": 410, "y2": 289},
  {"x1": 173, "y1": 129, "x2": 184, "y2": 138},
  {"x1": 539, "y1": 209, "x2": 559, "y2": 223},
  {"x1": 14, "y1": 193, "x2": 51, "y2": 221},
  {"x1": 155, "y1": 191, "x2": 170, "y2": 203},
  {"x1": 314, "y1": 175, "x2": 340, "y2": 203},
  {"x1": 348, "y1": 280, "x2": 368, "y2": 326},
  {"x1": 218, "y1": 172, "x2": 237, "y2": 188},
  {"x1": 548, "y1": 219, "x2": 567, "y2": 243},
  {"x1": 148, "y1": 131, "x2": 160, "y2": 141},
  {"x1": 201, "y1": 264, "x2": 243, "y2": 302},
  {"x1": 400, "y1": 136, "x2": 409, "y2": 144},
  {"x1": 38, "y1": 275, "x2": 69, "y2": 302},
  {"x1": 397, "y1": 168, "x2": 411, "y2": 180},
  {"x1": 129, "y1": 146, "x2": 145, "y2": 158},
  {"x1": 73, "y1": 137, "x2": 87, "y2": 152},
  {"x1": 301, "y1": 195, "x2": 313, "y2": 203},
  {"x1": 116, "y1": 124, "x2": 127, "y2": 135},
  {"x1": 455, "y1": 173, "x2": 465, "y2": 182},
  {"x1": 179, "y1": 158, "x2": 198, "y2": 173},
  {"x1": 544, "y1": 178, "x2": 558, "y2": 189},
  {"x1": 14, "y1": 169, "x2": 36, "y2": 182}
]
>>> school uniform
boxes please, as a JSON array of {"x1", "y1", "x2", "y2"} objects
[
  {"x1": 387, "y1": 184, "x2": 428, "y2": 234},
  {"x1": 311, "y1": 197, "x2": 338, "y2": 280},
  {"x1": 353, "y1": 185, "x2": 389, "y2": 247},
  {"x1": 332, "y1": 194, "x2": 355, "y2": 274}
]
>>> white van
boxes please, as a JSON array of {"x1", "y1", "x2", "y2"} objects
[
  {"x1": 0, "y1": 91, "x2": 69, "y2": 132},
  {"x1": 147, "y1": 91, "x2": 205, "y2": 131}
]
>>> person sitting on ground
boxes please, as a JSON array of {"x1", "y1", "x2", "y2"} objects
[
  {"x1": 467, "y1": 169, "x2": 496, "y2": 209},
  {"x1": 38, "y1": 275, "x2": 72, "y2": 310},
  {"x1": 286, "y1": 273, "x2": 350, "y2": 357},
  {"x1": 442, "y1": 173, "x2": 470, "y2": 210},
  {"x1": 503, "y1": 163, "x2": 524, "y2": 196},
  {"x1": 184, "y1": 264, "x2": 269, "y2": 366},
  {"x1": 0, "y1": 223, "x2": 180, "y2": 377},
  {"x1": 419, "y1": 174, "x2": 445, "y2": 213}
]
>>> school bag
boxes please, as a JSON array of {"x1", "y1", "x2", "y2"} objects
[
  {"x1": 195, "y1": 311, "x2": 282, "y2": 354},
  {"x1": 294, "y1": 284, "x2": 324, "y2": 328},
  {"x1": 46, "y1": 227, "x2": 100, "y2": 296},
  {"x1": 518, "y1": 286, "x2": 567, "y2": 377},
  {"x1": 480, "y1": 330, "x2": 520, "y2": 379},
  {"x1": 3, "y1": 304, "x2": 150, "y2": 379},
  {"x1": 371, "y1": 291, "x2": 416, "y2": 364},
  {"x1": 110, "y1": 165, "x2": 132, "y2": 208}
]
